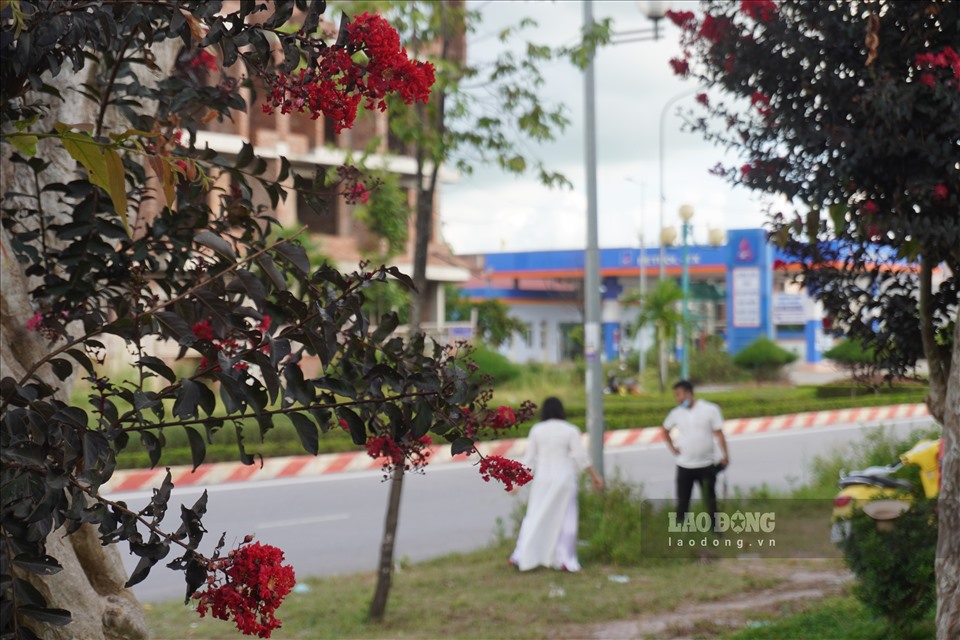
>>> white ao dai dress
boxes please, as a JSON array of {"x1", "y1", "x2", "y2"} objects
[{"x1": 509, "y1": 419, "x2": 590, "y2": 571}]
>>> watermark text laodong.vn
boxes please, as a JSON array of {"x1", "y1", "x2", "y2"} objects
[{"x1": 667, "y1": 510, "x2": 776, "y2": 534}]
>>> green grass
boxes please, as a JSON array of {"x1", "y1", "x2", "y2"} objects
[
  {"x1": 724, "y1": 595, "x2": 935, "y2": 640},
  {"x1": 143, "y1": 540, "x2": 794, "y2": 640}
]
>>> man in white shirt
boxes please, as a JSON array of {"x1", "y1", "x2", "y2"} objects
[{"x1": 660, "y1": 380, "x2": 730, "y2": 533}]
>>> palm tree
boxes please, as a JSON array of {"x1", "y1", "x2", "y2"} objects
[{"x1": 623, "y1": 280, "x2": 685, "y2": 392}]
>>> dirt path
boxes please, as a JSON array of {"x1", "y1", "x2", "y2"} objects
[{"x1": 553, "y1": 560, "x2": 852, "y2": 639}]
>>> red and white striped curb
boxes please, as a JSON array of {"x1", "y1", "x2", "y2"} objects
[{"x1": 102, "y1": 403, "x2": 930, "y2": 494}]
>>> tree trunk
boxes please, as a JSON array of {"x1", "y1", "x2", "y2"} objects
[
  {"x1": 368, "y1": 463, "x2": 405, "y2": 622},
  {"x1": 656, "y1": 320, "x2": 668, "y2": 392},
  {"x1": 1, "y1": 215, "x2": 149, "y2": 640},
  {"x1": 1, "y1": 38, "x2": 177, "y2": 638},
  {"x1": 407, "y1": 179, "x2": 433, "y2": 331},
  {"x1": 935, "y1": 314, "x2": 960, "y2": 639}
]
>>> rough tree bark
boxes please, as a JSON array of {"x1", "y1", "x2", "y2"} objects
[
  {"x1": 1, "y1": 204, "x2": 149, "y2": 640},
  {"x1": 919, "y1": 255, "x2": 959, "y2": 639},
  {"x1": 2, "y1": 38, "x2": 177, "y2": 639},
  {"x1": 935, "y1": 309, "x2": 960, "y2": 639}
]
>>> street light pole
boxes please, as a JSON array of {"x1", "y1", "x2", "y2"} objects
[
  {"x1": 679, "y1": 203, "x2": 694, "y2": 380},
  {"x1": 583, "y1": 0, "x2": 670, "y2": 480},
  {"x1": 582, "y1": 0, "x2": 604, "y2": 480},
  {"x1": 638, "y1": 226, "x2": 646, "y2": 383},
  {"x1": 657, "y1": 89, "x2": 699, "y2": 279},
  {"x1": 657, "y1": 88, "x2": 698, "y2": 390}
]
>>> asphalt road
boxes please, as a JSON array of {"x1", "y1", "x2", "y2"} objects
[{"x1": 114, "y1": 416, "x2": 934, "y2": 603}]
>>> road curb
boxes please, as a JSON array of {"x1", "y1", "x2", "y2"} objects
[{"x1": 102, "y1": 403, "x2": 930, "y2": 494}]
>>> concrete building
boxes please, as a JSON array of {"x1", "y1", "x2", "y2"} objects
[{"x1": 459, "y1": 229, "x2": 832, "y2": 365}]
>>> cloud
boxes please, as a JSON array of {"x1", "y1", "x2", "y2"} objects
[{"x1": 441, "y1": 1, "x2": 775, "y2": 255}]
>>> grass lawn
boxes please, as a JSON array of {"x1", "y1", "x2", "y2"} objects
[
  {"x1": 724, "y1": 595, "x2": 935, "y2": 640},
  {"x1": 143, "y1": 540, "x2": 799, "y2": 640}
]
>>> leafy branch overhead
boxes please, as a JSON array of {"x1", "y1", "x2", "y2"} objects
[{"x1": 0, "y1": 2, "x2": 535, "y2": 638}]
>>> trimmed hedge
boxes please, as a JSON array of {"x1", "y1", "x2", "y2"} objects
[{"x1": 111, "y1": 385, "x2": 929, "y2": 469}]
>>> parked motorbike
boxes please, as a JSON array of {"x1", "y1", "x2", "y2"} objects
[{"x1": 830, "y1": 438, "x2": 941, "y2": 543}]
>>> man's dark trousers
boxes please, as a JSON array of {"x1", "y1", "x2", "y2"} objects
[{"x1": 676, "y1": 465, "x2": 719, "y2": 531}]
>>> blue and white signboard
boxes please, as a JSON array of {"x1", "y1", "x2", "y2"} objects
[{"x1": 726, "y1": 229, "x2": 774, "y2": 354}]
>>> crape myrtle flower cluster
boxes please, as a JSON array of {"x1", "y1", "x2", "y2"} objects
[
  {"x1": 192, "y1": 315, "x2": 272, "y2": 373},
  {"x1": 461, "y1": 394, "x2": 537, "y2": 491},
  {"x1": 194, "y1": 537, "x2": 296, "y2": 638},
  {"x1": 915, "y1": 45, "x2": 960, "y2": 91},
  {"x1": 478, "y1": 456, "x2": 533, "y2": 492},
  {"x1": 365, "y1": 433, "x2": 434, "y2": 475},
  {"x1": 263, "y1": 12, "x2": 435, "y2": 133},
  {"x1": 349, "y1": 386, "x2": 536, "y2": 489}
]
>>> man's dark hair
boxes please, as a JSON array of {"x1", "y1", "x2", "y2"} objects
[
  {"x1": 672, "y1": 380, "x2": 694, "y2": 394},
  {"x1": 541, "y1": 396, "x2": 566, "y2": 421}
]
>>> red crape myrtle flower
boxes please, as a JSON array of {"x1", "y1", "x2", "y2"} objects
[
  {"x1": 26, "y1": 312, "x2": 44, "y2": 332},
  {"x1": 741, "y1": 0, "x2": 777, "y2": 23},
  {"x1": 193, "y1": 318, "x2": 216, "y2": 341},
  {"x1": 669, "y1": 57, "x2": 690, "y2": 77},
  {"x1": 263, "y1": 12, "x2": 435, "y2": 132},
  {"x1": 195, "y1": 540, "x2": 296, "y2": 638},
  {"x1": 366, "y1": 433, "x2": 433, "y2": 474},
  {"x1": 915, "y1": 46, "x2": 960, "y2": 90},
  {"x1": 492, "y1": 405, "x2": 517, "y2": 430},
  {"x1": 190, "y1": 49, "x2": 219, "y2": 71},
  {"x1": 665, "y1": 9, "x2": 696, "y2": 29},
  {"x1": 479, "y1": 455, "x2": 533, "y2": 492}
]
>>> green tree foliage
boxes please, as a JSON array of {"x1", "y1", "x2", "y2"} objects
[
  {"x1": 353, "y1": 170, "x2": 410, "y2": 259},
  {"x1": 625, "y1": 280, "x2": 685, "y2": 391},
  {"x1": 689, "y1": 337, "x2": 749, "y2": 385},
  {"x1": 446, "y1": 285, "x2": 527, "y2": 349},
  {"x1": 732, "y1": 337, "x2": 798, "y2": 382},
  {"x1": 468, "y1": 344, "x2": 521, "y2": 385},
  {"x1": 839, "y1": 500, "x2": 938, "y2": 634}
]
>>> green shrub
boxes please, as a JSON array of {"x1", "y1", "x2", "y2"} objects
[
  {"x1": 105, "y1": 383, "x2": 930, "y2": 469},
  {"x1": 689, "y1": 345, "x2": 750, "y2": 385},
  {"x1": 839, "y1": 498, "x2": 937, "y2": 634},
  {"x1": 823, "y1": 338, "x2": 885, "y2": 390},
  {"x1": 733, "y1": 337, "x2": 798, "y2": 381},
  {"x1": 577, "y1": 475, "x2": 650, "y2": 565},
  {"x1": 469, "y1": 343, "x2": 521, "y2": 384},
  {"x1": 814, "y1": 381, "x2": 926, "y2": 399},
  {"x1": 823, "y1": 338, "x2": 876, "y2": 365}
]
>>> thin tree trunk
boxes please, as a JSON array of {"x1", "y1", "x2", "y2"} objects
[
  {"x1": 407, "y1": 171, "x2": 434, "y2": 331},
  {"x1": 368, "y1": 463, "x2": 405, "y2": 622},
  {"x1": 369, "y1": 3, "x2": 453, "y2": 623},
  {"x1": 658, "y1": 337, "x2": 667, "y2": 392}
]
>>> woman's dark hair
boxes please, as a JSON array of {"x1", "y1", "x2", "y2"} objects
[{"x1": 540, "y1": 397, "x2": 566, "y2": 421}]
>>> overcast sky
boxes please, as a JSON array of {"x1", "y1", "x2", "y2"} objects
[{"x1": 440, "y1": 0, "x2": 776, "y2": 255}]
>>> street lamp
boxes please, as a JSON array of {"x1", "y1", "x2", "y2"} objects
[
  {"x1": 679, "y1": 203, "x2": 695, "y2": 381},
  {"x1": 582, "y1": 0, "x2": 670, "y2": 480}
]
